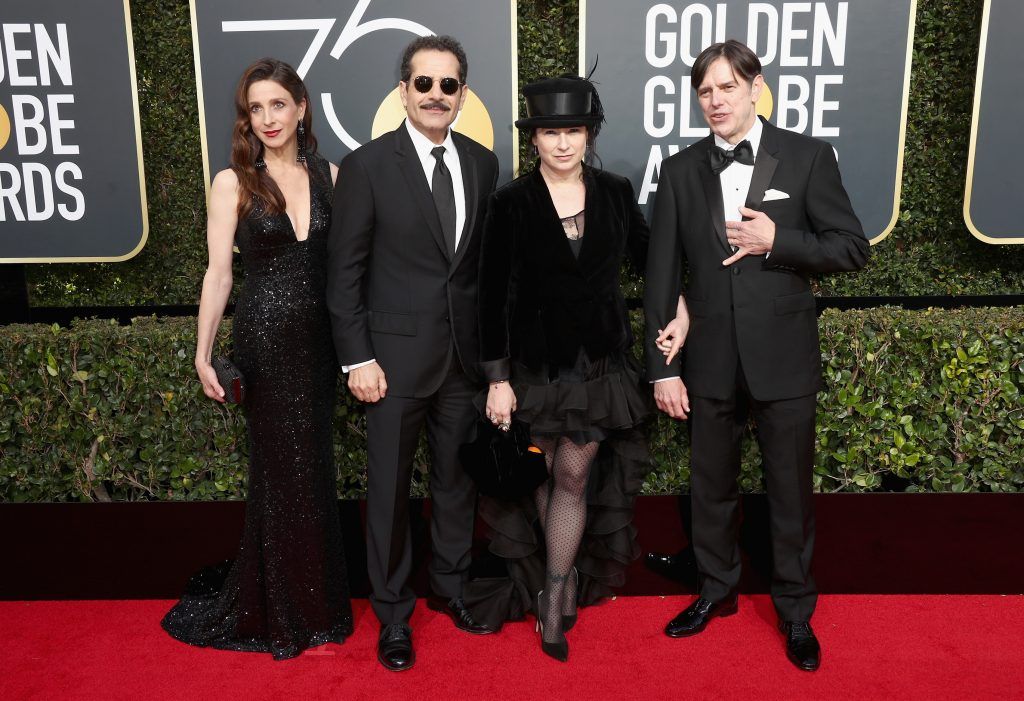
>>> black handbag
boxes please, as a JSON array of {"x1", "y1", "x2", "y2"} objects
[
  {"x1": 212, "y1": 355, "x2": 246, "y2": 404},
  {"x1": 459, "y1": 418, "x2": 548, "y2": 498}
]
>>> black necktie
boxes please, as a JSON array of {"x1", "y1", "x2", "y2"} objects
[
  {"x1": 708, "y1": 139, "x2": 755, "y2": 175},
  {"x1": 430, "y1": 146, "x2": 457, "y2": 256}
]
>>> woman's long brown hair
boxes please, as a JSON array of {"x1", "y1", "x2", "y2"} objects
[{"x1": 231, "y1": 58, "x2": 318, "y2": 219}]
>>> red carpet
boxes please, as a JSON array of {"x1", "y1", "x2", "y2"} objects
[{"x1": 2, "y1": 595, "x2": 1022, "y2": 700}]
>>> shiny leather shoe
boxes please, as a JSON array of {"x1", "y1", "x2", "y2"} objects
[
  {"x1": 426, "y1": 595, "x2": 495, "y2": 635},
  {"x1": 645, "y1": 548, "x2": 697, "y2": 581},
  {"x1": 377, "y1": 623, "x2": 415, "y2": 672},
  {"x1": 779, "y1": 620, "x2": 821, "y2": 671},
  {"x1": 664, "y1": 596, "x2": 738, "y2": 638}
]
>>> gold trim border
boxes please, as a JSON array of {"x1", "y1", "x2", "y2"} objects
[
  {"x1": 577, "y1": 0, "x2": 916, "y2": 247},
  {"x1": 3, "y1": 0, "x2": 150, "y2": 264},
  {"x1": 192, "y1": 2, "x2": 520, "y2": 188},
  {"x1": 873, "y1": 0, "x2": 918, "y2": 245},
  {"x1": 963, "y1": 0, "x2": 1020, "y2": 244},
  {"x1": 578, "y1": 0, "x2": 587, "y2": 76},
  {"x1": 511, "y1": 0, "x2": 519, "y2": 177},
  {"x1": 190, "y1": 0, "x2": 213, "y2": 197}
]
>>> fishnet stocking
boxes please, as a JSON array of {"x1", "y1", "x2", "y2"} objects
[{"x1": 531, "y1": 436, "x2": 597, "y2": 642}]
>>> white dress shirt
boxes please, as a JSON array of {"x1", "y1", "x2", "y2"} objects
[
  {"x1": 715, "y1": 116, "x2": 763, "y2": 227},
  {"x1": 342, "y1": 121, "x2": 467, "y2": 374},
  {"x1": 653, "y1": 118, "x2": 764, "y2": 384},
  {"x1": 404, "y1": 119, "x2": 467, "y2": 249}
]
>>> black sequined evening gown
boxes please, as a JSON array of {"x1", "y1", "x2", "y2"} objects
[{"x1": 162, "y1": 154, "x2": 352, "y2": 660}]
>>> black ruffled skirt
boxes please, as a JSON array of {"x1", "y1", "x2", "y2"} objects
[{"x1": 465, "y1": 350, "x2": 653, "y2": 630}]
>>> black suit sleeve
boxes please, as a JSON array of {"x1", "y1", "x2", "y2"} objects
[
  {"x1": 769, "y1": 141, "x2": 870, "y2": 273},
  {"x1": 623, "y1": 178, "x2": 651, "y2": 274},
  {"x1": 326, "y1": 152, "x2": 375, "y2": 366},
  {"x1": 477, "y1": 191, "x2": 513, "y2": 382},
  {"x1": 643, "y1": 163, "x2": 685, "y2": 381}
]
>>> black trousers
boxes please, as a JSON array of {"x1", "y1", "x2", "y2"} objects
[
  {"x1": 689, "y1": 366, "x2": 818, "y2": 622},
  {"x1": 364, "y1": 361, "x2": 478, "y2": 625}
]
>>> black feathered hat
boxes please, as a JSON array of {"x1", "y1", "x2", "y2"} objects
[{"x1": 515, "y1": 74, "x2": 605, "y2": 135}]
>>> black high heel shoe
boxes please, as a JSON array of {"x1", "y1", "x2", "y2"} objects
[
  {"x1": 535, "y1": 589, "x2": 568, "y2": 662},
  {"x1": 562, "y1": 567, "x2": 578, "y2": 632}
]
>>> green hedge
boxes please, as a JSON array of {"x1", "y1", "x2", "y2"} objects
[
  {"x1": 2, "y1": 308, "x2": 1021, "y2": 502},
  {"x1": 22, "y1": 0, "x2": 1024, "y2": 305}
]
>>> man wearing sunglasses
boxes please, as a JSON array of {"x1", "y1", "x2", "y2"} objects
[{"x1": 327, "y1": 34, "x2": 499, "y2": 672}]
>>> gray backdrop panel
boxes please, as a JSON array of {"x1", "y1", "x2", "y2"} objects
[
  {"x1": 0, "y1": 1, "x2": 145, "y2": 261},
  {"x1": 193, "y1": 0, "x2": 516, "y2": 185},
  {"x1": 965, "y1": 0, "x2": 1022, "y2": 242},
  {"x1": 584, "y1": 0, "x2": 915, "y2": 243}
]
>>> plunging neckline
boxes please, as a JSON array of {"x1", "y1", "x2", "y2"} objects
[{"x1": 277, "y1": 163, "x2": 313, "y2": 243}]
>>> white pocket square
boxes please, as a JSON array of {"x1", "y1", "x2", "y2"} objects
[{"x1": 763, "y1": 188, "x2": 790, "y2": 202}]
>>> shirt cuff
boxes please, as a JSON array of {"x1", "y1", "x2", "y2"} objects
[
  {"x1": 652, "y1": 376, "x2": 681, "y2": 383},
  {"x1": 342, "y1": 359, "x2": 375, "y2": 373}
]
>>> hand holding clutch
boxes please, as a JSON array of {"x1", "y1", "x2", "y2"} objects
[
  {"x1": 212, "y1": 355, "x2": 246, "y2": 405},
  {"x1": 459, "y1": 418, "x2": 548, "y2": 498}
]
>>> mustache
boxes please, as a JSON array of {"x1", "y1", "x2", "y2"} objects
[{"x1": 420, "y1": 101, "x2": 451, "y2": 111}]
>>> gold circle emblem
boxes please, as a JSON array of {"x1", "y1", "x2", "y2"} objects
[
  {"x1": 0, "y1": 103, "x2": 11, "y2": 151},
  {"x1": 756, "y1": 82, "x2": 774, "y2": 120},
  {"x1": 371, "y1": 87, "x2": 494, "y2": 149}
]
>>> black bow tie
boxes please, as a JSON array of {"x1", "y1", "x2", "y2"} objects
[{"x1": 709, "y1": 140, "x2": 755, "y2": 175}]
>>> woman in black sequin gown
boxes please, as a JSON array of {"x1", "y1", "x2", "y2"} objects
[{"x1": 162, "y1": 59, "x2": 352, "y2": 660}]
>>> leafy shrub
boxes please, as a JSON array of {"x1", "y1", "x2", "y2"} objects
[{"x1": 2, "y1": 308, "x2": 1020, "y2": 502}]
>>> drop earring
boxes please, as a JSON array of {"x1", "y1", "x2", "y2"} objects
[{"x1": 296, "y1": 121, "x2": 307, "y2": 163}]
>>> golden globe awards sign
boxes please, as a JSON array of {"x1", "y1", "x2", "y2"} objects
[
  {"x1": 191, "y1": 0, "x2": 518, "y2": 188},
  {"x1": 581, "y1": 0, "x2": 916, "y2": 244},
  {"x1": 964, "y1": 0, "x2": 1023, "y2": 244},
  {"x1": 0, "y1": 0, "x2": 146, "y2": 262}
]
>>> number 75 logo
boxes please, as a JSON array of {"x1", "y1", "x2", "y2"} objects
[{"x1": 218, "y1": 0, "x2": 493, "y2": 150}]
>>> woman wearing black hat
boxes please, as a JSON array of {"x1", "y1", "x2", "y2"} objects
[{"x1": 468, "y1": 75, "x2": 663, "y2": 661}]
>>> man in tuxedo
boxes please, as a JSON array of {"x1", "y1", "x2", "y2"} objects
[
  {"x1": 327, "y1": 35, "x2": 499, "y2": 671},
  {"x1": 643, "y1": 40, "x2": 869, "y2": 672}
]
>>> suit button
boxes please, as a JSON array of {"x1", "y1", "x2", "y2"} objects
[
  {"x1": 732, "y1": 267, "x2": 740, "y2": 276},
  {"x1": 444, "y1": 315, "x2": 450, "y2": 321}
]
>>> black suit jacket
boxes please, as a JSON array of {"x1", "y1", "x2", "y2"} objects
[
  {"x1": 327, "y1": 123, "x2": 499, "y2": 397},
  {"x1": 478, "y1": 165, "x2": 649, "y2": 381},
  {"x1": 644, "y1": 117, "x2": 869, "y2": 401}
]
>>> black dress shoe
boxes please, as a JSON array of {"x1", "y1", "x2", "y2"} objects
[
  {"x1": 645, "y1": 548, "x2": 698, "y2": 582},
  {"x1": 426, "y1": 595, "x2": 495, "y2": 635},
  {"x1": 664, "y1": 596, "x2": 738, "y2": 638},
  {"x1": 377, "y1": 623, "x2": 415, "y2": 672},
  {"x1": 535, "y1": 589, "x2": 568, "y2": 662},
  {"x1": 779, "y1": 621, "x2": 821, "y2": 671}
]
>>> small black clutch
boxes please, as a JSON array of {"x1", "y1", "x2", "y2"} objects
[
  {"x1": 212, "y1": 355, "x2": 246, "y2": 404},
  {"x1": 459, "y1": 418, "x2": 548, "y2": 499}
]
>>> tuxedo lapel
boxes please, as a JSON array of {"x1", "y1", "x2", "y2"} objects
[
  {"x1": 698, "y1": 141, "x2": 731, "y2": 255},
  {"x1": 394, "y1": 125, "x2": 450, "y2": 262},
  {"x1": 745, "y1": 117, "x2": 780, "y2": 211},
  {"x1": 449, "y1": 134, "x2": 479, "y2": 271}
]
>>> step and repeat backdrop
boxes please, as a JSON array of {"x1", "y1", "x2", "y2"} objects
[
  {"x1": 1, "y1": 1, "x2": 1020, "y2": 264},
  {"x1": 0, "y1": 0, "x2": 146, "y2": 262},
  {"x1": 190, "y1": 0, "x2": 518, "y2": 189},
  {"x1": 963, "y1": 0, "x2": 1023, "y2": 244},
  {"x1": 580, "y1": 0, "x2": 916, "y2": 244}
]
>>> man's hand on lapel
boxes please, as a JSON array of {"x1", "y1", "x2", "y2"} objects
[{"x1": 723, "y1": 206, "x2": 775, "y2": 266}]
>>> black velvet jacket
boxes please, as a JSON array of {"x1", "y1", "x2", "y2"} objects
[{"x1": 478, "y1": 165, "x2": 649, "y2": 381}]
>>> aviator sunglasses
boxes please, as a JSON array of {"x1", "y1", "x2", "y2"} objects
[{"x1": 411, "y1": 75, "x2": 463, "y2": 95}]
